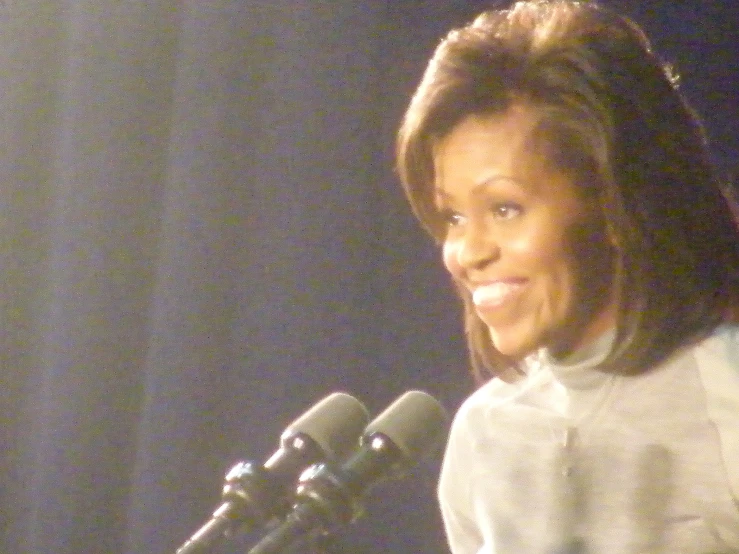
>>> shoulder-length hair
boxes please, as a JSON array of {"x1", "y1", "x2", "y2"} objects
[{"x1": 396, "y1": 0, "x2": 739, "y2": 383}]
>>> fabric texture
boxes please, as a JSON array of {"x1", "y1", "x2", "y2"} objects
[{"x1": 439, "y1": 324, "x2": 739, "y2": 554}]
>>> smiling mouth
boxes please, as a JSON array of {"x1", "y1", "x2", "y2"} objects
[{"x1": 471, "y1": 281, "x2": 526, "y2": 307}]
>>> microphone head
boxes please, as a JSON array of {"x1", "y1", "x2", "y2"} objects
[
  {"x1": 281, "y1": 392, "x2": 370, "y2": 461},
  {"x1": 362, "y1": 390, "x2": 449, "y2": 462}
]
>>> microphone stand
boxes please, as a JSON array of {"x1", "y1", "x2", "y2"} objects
[
  {"x1": 252, "y1": 529, "x2": 341, "y2": 554},
  {"x1": 246, "y1": 436, "x2": 401, "y2": 554},
  {"x1": 177, "y1": 460, "x2": 279, "y2": 554},
  {"x1": 276, "y1": 530, "x2": 337, "y2": 554}
]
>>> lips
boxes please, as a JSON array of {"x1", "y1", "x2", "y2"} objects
[{"x1": 471, "y1": 280, "x2": 526, "y2": 308}]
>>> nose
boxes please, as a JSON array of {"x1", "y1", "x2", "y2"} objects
[{"x1": 445, "y1": 221, "x2": 500, "y2": 275}]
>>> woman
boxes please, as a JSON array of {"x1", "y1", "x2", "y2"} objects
[{"x1": 396, "y1": 1, "x2": 739, "y2": 553}]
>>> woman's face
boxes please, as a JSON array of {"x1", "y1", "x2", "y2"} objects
[{"x1": 433, "y1": 106, "x2": 615, "y2": 359}]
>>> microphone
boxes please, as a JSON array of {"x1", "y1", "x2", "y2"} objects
[
  {"x1": 247, "y1": 390, "x2": 450, "y2": 554},
  {"x1": 175, "y1": 392, "x2": 370, "y2": 554}
]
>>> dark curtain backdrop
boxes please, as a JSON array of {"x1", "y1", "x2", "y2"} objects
[{"x1": 1, "y1": 2, "x2": 736, "y2": 553}]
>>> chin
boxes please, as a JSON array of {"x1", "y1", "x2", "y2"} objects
[{"x1": 488, "y1": 328, "x2": 542, "y2": 359}]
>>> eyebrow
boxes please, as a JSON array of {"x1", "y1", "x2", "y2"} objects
[{"x1": 434, "y1": 174, "x2": 528, "y2": 199}]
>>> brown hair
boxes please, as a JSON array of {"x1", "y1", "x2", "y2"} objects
[{"x1": 396, "y1": 0, "x2": 739, "y2": 382}]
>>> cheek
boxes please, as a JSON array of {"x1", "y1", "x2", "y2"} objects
[
  {"x1": 528, "y1": 239, "x2": 579, "y2": 297},
  {"x1": 509, "y1": 229, "x2": 580, "y2": 306}
]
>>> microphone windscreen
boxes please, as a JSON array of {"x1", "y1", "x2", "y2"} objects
[
  {"x1": 281, "y1": 392, "x2": 369, "y2": 461},
  {"x1": 362, "y1": 390, "x2": 449, "y2": 461}
]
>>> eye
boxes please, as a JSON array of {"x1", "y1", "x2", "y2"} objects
[
  {"x1": 491, "y1": 202, "x2": 523, "y2": 220},
  {"x1": 438, "y1": 208, "x2": 465, "y2": 228}
]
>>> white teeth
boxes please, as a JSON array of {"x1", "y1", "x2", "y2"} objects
[{"x1": 472, "y1": 282, "x2": 522, "y2": 306}]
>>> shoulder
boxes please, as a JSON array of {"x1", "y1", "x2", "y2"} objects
[
  {"x1": 439, "y1": 372, "x2": 558, "y2": 489},
  {"x1": 613, "y1": 324, "x2": 739, "y2": 420},
  {"x1": 694, "y1": 323, "x2": 739, "y2": 363},
  {"x1": 450, "y1": 374, "x2": 537, "y2": 437},
  {"x1": 633, "y1": 323, "x2": 738, "y2": 386},
  {"x1": 455, "y1": 376, "x2": 520, "y2": 420},
  {"x1": 447, "y1": 363, "x2": 569, "y2": 453},
  {"x1": 688, "y1": 323, "x2": 739, "y2": 389},
  {"x1": 690, "y1": 323, "x2": 739, "y2": 499},
  {"x1": 444, "y1": 378, "x2": 508, "y2": 453}
]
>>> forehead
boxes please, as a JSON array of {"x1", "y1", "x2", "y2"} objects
[
  {"x1": 430, "y1": 106, "x2": 590, "y2": 221},
  {"x1": 432, "y1": 105, "x2": 549, "y2": 193}
]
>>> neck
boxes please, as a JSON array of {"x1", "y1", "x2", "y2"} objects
[{"x1": 550, "y1": 297, "x2": 618, "y2": 361}]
